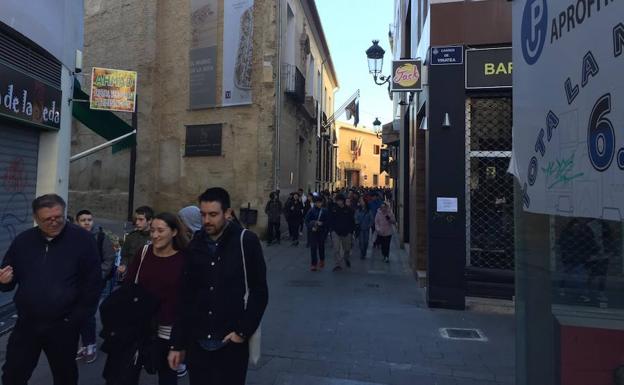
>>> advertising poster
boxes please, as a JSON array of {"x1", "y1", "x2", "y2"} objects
[
  {"x1": 222, "y1": 0, "x2": 254, "y2": 106},
  {"x1": 190, "y1": 0, "x2": 219, "y2": 109},
  {"x1": 390, "y1": 59, "x2": 421, "y2": 92},
  {"x1": 89, "y1": 67, "x2": 137, "y2": 112},
  {"x1": 511, "y1": 0, "x2": 624, "y2": 220}
]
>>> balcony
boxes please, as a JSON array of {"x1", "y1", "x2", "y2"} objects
[
  {"x1": 302, "y1": 96, "x2": 317, "y2": 120},
  {"x1": 283, "y1": 64, "x2": 305, "y2": 104}
]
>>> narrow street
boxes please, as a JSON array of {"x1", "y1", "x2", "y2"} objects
[{"x1": 0, "y1": 233, "x2": 514, "y2": 385}]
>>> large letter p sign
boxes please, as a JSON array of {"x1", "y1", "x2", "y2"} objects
[{"x1": 521, "y1": 0, "x2": 548, "y2": 65}]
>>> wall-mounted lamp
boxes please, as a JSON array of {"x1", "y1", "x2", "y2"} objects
[
  {"x1": 419, "y1": 118, "x2": 428, "y2": 131},
  {"x1": 373, "y1": 117, "x2": 383, "y2": 139},
  {"x1": 442, "y1": 113, "x2": 451, "y2": 128},
  {"x1": 365, "y1": 40, "x2": 391, "y2": 86}
]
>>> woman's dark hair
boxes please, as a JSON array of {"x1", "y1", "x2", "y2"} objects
[{"x1": 153, "y1": 212, "x2": 189, "y2": 251}]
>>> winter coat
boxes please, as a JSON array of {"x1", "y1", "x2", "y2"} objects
[
  {"x1": 285, "y1": 201, "x2": 305, "y2": 223},
  {"x1": 375, "y1": 209, "x2": 396, "y2": 237},
  {"x1": 0, "y1": 223, "x2": 102, "y2": 326},
  {"x1": 304, "y1": 206, "x2": 330, "y2": 234},
  {"x1": 354, "y1": 209, "x2": 374, "y2": 232},
  {"x1": 120, "y1": 229, "x2": 150, "y2": 267},
  {"x1": 94, "y1": 226, "x2": 116, "y2": 280},
  {"x1": 265, "y1": 199, "x2": 283, "y2": 223},
  {"x1": 328, "y1": 205, "x2": 356, "y2": 236}
]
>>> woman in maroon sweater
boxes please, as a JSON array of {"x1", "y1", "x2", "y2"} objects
[{"x1": 119, "y1": 212, "x2": 188, "y2": 385}]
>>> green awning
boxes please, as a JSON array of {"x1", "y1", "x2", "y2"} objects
[{"x1": 72, "y1": 78, "x2": 135, "y2": 153}]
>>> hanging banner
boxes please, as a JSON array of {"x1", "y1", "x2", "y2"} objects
[
  {"x1": 391, "y1": 59, "x2": 422, "y2": 92},
  {"x1": 222, "y1": 0, "x2": 254, "y2": 106},
  {"x1": 190, "y1": 0, "x2": 219, "y2": 109},
  {"x1": 89, "y1": 67, "x2": 137, "y2": 113},
  {"x1": 511, "y1": 0, "x2": 624, "y2": 220}
]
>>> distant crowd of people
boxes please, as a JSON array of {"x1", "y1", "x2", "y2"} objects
[
  {"x1": 0, "y1": 188, "x2": 268, "y2": 385},
  {"x1": 264, "y1": 187, "x2": 396, "y2": 271}
]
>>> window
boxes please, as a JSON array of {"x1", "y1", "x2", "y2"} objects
[
  {"x1": 373, "y1": 174, "x2": 379, "y2": 186},
  {"x1": 373, "y1": 144, "x2": 380, "y2": 155},
  {"x1": 385, "y1": 175, "x2": 390, "y2": 186},
  {"x1": 350, "y1": 140, "x2": 357, "y2": 151}
]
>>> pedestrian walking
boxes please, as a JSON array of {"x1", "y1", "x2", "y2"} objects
[
  {"x1": 264, "y1": 192, "x2": 282, "y2": 245},
  {"x1": 354, "y1": 198, "x2": 373, "y2": 260},
  {"x1": 118, "y1": 206, "x2": 154, "y2": 277},
  {"x1": 74, "y1": 209, "x2": 116, "y2": 364},
  {"x1": 374, "y1": 203, "x2": 396, "y2": 263},
  {"x1": 305, "y1": 196, "x2": 329, "y2": 271},
  {"x1": 328, "y1": 194, "x2": 356, "y2": 271},
  {"x1": 285, "y1": 193, "x2": 304, "y2": 246},
  {"x1": 102, "y1": 212, "x2": 189, "y2": 385},
  {"x1": 368, "y1": 193, "x2": 383, "y2": 248},
  {"x1": 0, "y1": 194, "x2": 101, "y2": 385},
  {"x1": 168, "y1": 187, "x2": 268, "y2": 385}
]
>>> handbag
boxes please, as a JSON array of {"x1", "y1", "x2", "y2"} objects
[
  {"x1": 99, "y1": 246, "x2": 160, "y2": 368},
  {"x1": 240, "y1": 229, "x2": 262, "y2": 366},
  {"x1": 311, "y1": 208, "x2": 323, "y2": 232}
]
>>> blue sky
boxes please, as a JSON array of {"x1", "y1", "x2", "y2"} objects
[{"x1": 316, "y1": 0, "x2": 394, "y2": 130}]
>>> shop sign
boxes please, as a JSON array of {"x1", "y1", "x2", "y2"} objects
[
  {"x1": 0, "y1": 61, "x2": 62, "y2": 130},
  {"x1": 391, "y1": 60, "x2": 422, "y2": 92},
  {"x1": 465, "y1": 47, "x2": 512, "y2": 89},
  {"x1": 89, "y1": 67, "x2": 137, "y2": 112},
  {"x1": 430, "y1": 46, "x2": 463, "y2": 65},
  {"x1": 185, "y1": 124, "x2": 222, "y2": 156},
  {"x1": 511, "y1": 0, "x2": 624, "y2": 220}
]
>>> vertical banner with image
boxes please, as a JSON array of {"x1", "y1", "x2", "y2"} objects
[
  {"x1": 222, "y1": 0, "x2": 254, "y2": 106},
  {"x1": 189, "y1": 0, "x2": 219, "y2": 109}
]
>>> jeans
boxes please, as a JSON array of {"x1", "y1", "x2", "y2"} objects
[
  {"x1": 377, "y1": 235, "x2": 392, "y2": 258},
  {"x1": 79, "y1": 314, "x2": 96, "y2": 347},
  {"x1": 357, "y1": 230, "x2": 370, "y2": 258},
  {"x1": 103, "y1": 337, "x2": 177, "y2": 385},
  {"x1": 287, "y1": 220, "x2": 300, "y2": 241},
  {"x1": 2, "y1": 319, "x2": 80, "y2": 385},
  {"x1": 188, "y1": 340, "x2": 249, "y2": 385},
  {"x1": 267, "y1": 221, "x2": 281, "y2": 243},
  {"x1": 309, "y1": 230, "x2": 326, "y2": 266}
]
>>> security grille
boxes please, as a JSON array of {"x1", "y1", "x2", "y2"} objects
[{"x1": 466, "y1": 97, "x2": 514, "y2": 271}]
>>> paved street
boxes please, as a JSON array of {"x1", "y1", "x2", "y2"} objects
[{"x1": 0, "y1": 232, "x2": 515, "y2": 385}]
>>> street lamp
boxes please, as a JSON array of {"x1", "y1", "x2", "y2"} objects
[
  {"x1": 373, "y1": 117, "x2": 382, "y2": 139},
  {"x1": 365, "y1": 40, "x2": 390, "y2": 86}
]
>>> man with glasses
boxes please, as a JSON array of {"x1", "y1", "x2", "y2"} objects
[{"x1": 0, "y1": 194, "x2": 101, "y2": 385}]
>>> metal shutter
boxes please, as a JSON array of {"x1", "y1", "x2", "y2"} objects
[{"x1": 0, "y1": 123, "x2": 39, "y2": 259}]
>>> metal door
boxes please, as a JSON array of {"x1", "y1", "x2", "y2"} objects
[{"x1": 0, "y1": 123, "x2": 39, "y2": 258}]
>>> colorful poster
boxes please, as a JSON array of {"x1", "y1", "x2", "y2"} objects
[
  {"x1": 511, "y1": 0, "x2": 624, "y2": 220},
  {"x1": 190, "y1": 0, "x2": 218, "y2": 109},
  {"x1": 89, "y1": 67, "x2": 137, "y2": 112},
  {"x1": 222, "y1": 0, "x2": 254, "y2": 106}
]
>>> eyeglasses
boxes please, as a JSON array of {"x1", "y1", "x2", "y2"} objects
[{"x1": 39, "y1": 216, "x2": 65, "y2": 224}]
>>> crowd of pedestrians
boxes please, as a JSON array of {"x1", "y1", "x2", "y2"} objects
[
  {"x1": 265, "y1": 187, "x2": 395, "y2": 271},
  {"x1": 0, "y1": 187, "x2": 268, "y2": 385}
]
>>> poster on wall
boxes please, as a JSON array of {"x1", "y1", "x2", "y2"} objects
[
  {"x1": 189, "y1": 0, "x2": 219, "y2": 109},
  {"x1": 511, "y1": 0, "x2": 624, "y2": 220},
  {"x1": 222, "y1": 0, "x2": 254, "y2": 106}
]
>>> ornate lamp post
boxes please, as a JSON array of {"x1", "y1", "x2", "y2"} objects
[
  {"x1": 373, "y1": 117, "x2": 382, "y2": 139},
  {"x1": 365, "y1": 40, "x2": 390, "y2": 86}
]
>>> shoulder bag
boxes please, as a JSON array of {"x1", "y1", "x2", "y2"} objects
[{"x1": 240, "y1": 229, "x2": 262, "y2": 366}]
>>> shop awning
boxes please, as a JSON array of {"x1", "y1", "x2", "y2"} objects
[{"x1": 71, "y1": 78, "x2": 135, "y2": 153}]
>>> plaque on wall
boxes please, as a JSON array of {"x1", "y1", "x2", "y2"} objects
[{"x1": 185, "y1": 124, "x2": 222, "y2": 156}]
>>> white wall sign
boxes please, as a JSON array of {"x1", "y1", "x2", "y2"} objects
[
  {"x1": 511, "y1": 0, "x2": 624, "y2": 220},
  {"x1": 222, "y1": 0, "x2": 254, "y2": 106},
  {"x1": 436, "y1": 197, "x2": 458, "y2": 213}
]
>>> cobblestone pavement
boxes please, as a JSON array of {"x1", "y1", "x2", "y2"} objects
[{"x1": 0, "y1": 231, "x2": 515, "y2": 384}]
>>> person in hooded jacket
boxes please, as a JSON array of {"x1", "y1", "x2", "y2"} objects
[{"x1": 285, "y1": 193, "x2": 304, "y2": 246}]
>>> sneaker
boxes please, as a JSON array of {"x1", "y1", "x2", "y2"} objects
[
  {"x1": 345, "y1": 259, "x2": 351, "y2": 268},
  {"x1": 310, "y1": 265, "x2": 318, "y2": 271},
  {"x1": 332, "y1": 266, "x2": 343, "y2": 272},
  {"x1": 84, "y1": 345, "x2": 97, "y2": 364},
  {"x1": 177, "y1": 364, "x2": 188, "y2": 378},
  {"x1": 319, "y1": 260, "x2": 325, "y2": 269},
  {"x1": 76, "y1": 346, "x2": 86, "y2": 361}
]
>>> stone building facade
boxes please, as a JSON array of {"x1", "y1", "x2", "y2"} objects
[{"x1": 69, "y1": 0, "x2": 338, "y2": 233}]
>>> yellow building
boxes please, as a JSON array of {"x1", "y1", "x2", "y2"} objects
[{"x1": 335, "y1": 121, "x2": 393, "y2": 189}]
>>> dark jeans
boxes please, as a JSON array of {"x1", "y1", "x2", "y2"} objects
[
  {"x1": 309, "y1": 230, "x2": 326, "y2": 265},
  {"x1": 377, "y1": 235, "x2": 392, "y2": 258},
  {"x1": 79, "y1": 314, "x2": 97, "y2": 347},
  {"x1": 2, "y1": 319, "x2": 80, "y2": 385},
  {"x1": 103, "y1": 338, "x2": 177, "y2": 385},
  {"x1": 188, "y1": 340, "x2": 249, "y2": 385},
  {"x1": 287, "y1": 220, "x2": 301, "y2": 241},
  {"x1": 267, "y1": 221, "x2": 281, "y2": 243}
]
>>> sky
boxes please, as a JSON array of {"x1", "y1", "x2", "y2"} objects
[{"x1": 316, "y1": 0, "x2": 394, "y2": 131}]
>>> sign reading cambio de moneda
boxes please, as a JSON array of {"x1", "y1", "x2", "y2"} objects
[
  {"x1": 90, "y1": 67, "x2": 137, "y2": 112},
  {"x1": 391, "y1": 60, "x2": 422, "y2": 93}
]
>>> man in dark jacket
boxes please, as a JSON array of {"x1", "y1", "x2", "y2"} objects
[
  {"x1": 0, "y1": 194, "x2": 101, "y2": 385},
  {"x1": 285, "y1": 193, "x2": 304, "y2": 246},
  {"x1": 264, "y1": 192, "x2": 282, "y2": 245},
  {"x1": 328, "y1": 194, "x2": 356, "y2": 271},
  {"x1": 169, "y1": 187, "x2": 268, "y2": 385}
]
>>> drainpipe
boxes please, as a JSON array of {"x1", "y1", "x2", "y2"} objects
[{"x1": 274, "y1": 0, "x2": 283, "y2": 192}]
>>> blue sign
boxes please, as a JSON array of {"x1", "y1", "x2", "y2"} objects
[
  {"x1": 520, "y1": 0, "x2": 548, "y2": 65},
  {"x1": 430, "y1": 46, "x2": 463, "y2": 65}
]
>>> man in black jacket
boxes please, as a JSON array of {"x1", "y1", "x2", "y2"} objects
[
  {"x1": 169, "y1": 187, "x2": 268, "y2": 385},
  {"x1": 328, "y1": 194, "x2": 356, "y2": 271},
  {"x1": 0, "y1": 194, "x2": 101, "y2": 385}
]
